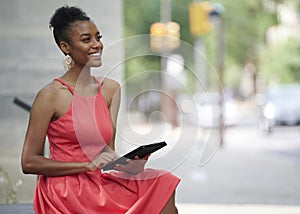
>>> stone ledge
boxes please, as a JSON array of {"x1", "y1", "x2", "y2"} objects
[{"x1": 0, "y1": 204, "x2": 34, "y2": 214}]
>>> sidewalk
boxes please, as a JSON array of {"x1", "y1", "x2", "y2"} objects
[
  {"x1": 1, "y1": 203, "x2": 300, "y2": 214},
  {"x1": 177, "y1": 203, "x2": 300, "y2": 214}
]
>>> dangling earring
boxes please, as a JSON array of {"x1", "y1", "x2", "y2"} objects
[{"x1": 63, "y1": 55, "x2": 74, "y2": 71}]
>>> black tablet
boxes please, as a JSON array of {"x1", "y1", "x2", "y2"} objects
[{"x1": 102, "y1": 141, "x2": 167, "y2": 171}]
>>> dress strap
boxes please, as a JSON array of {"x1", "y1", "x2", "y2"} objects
[
  {"x1": 54, "y1": 78, "x2": 74, "y2": 94},
  {"x1": 93, "y1": 76, "x2": 102, "y2": 92}
]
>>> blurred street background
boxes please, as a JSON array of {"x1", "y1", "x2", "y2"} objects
[{"x1": 1, "y1": 0, "x2": 300, "y2": 213}]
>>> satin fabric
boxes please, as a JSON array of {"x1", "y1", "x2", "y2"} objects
[{"x1": 33, "y1": 77, "x2": 180, "y2": 214}]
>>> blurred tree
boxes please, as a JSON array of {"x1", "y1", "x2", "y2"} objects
[
  {"x1": 207, "y1": 0, "x2": 278, "y2": 95},
  {"x1": 124, "y1": 0, "x2": 161, "y2": 90},
  {"x1": 258, "y1": 0, "x2": 300, "y2": 85},
  {"x1": 124, "y1": 0, "x2": 193, "y2": 44},
  {"x1": 124, "y1": 0, "x2": 299, "y2": 94},
  {"x1": 259, "y1": 37, "x2": 300, "y2": 84},
  {"x1": 124, "y1": 0, "x2": 160, "y2": 37},
  {"x1": 217, "y1": 0, "x2": 277, "y2": 64}
]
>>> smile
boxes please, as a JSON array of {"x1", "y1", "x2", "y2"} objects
[{"x1": 89, "y1": 52, "x2": 101, "y2": 57}]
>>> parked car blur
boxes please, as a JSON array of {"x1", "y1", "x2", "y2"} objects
[{"x1": 258, "y1": 84, "x2": 300, "y2": 133}]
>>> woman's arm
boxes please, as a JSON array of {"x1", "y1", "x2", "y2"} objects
[
  {"x1": 101, "y1": 77, "x2": 121, "y2": 151},
  {"x1": 21, "y1": 84, "x2": 106, "y2": 177},
  {"x1": 102, "y1": 78, "x2": 149, "y2": 175}
]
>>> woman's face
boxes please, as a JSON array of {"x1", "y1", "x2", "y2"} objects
[{"x1": 67, "y1": 20, "x2": 103, "y2": 68}]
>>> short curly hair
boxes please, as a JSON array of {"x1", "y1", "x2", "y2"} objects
[{"x1": 49, "y1": 5, "x2": 91, "y2": 50}]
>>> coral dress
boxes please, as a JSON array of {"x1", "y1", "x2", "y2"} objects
[{"x1": 33, "y1": 77, "x2": 180, "y2": 214}]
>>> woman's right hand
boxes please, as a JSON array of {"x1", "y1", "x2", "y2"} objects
[{"x1": 86, "y1": 152, "x2": 118, "y2": 171}]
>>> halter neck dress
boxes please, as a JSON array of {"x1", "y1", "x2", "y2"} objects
[{"x1": 33, "y1": 77, "x2": 180, "y2": 214}]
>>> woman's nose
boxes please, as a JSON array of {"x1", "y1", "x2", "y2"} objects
[{"x1": 92, "y1": 38, "x2": 103, "y2": 49}]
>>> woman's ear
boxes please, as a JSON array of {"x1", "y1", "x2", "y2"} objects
[{"x1": 60, "y1": 41, "x2": 70, "y2": 55}]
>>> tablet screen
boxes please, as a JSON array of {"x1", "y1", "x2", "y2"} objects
[{"x1": 102, "y1": 141, "x2": 167, "y2": 171}]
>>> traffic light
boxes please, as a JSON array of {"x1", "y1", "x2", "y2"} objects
[
  {"x1": 189, "y1": 2, "x2": 213, "y2": 36},
  {"x1": 150, "y1": 22, "x2": 180, "y2": 52},
  {"x1": 150, "y1": 22, "x2": 167, "y2": 36},
  {"x1": 166, "y1": 22, "x2": 180, "y2": 50},
  {"x1": 150, "y1": 22, "x2": 167, "y2": 52}
]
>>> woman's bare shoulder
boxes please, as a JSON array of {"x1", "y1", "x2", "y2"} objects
[
  {"x1": 34, "y1": 80, "x2": 67, "y2": 104},
  {"x1": 96, "y1": 77, "x2": 120, "y2": 107},
  {"x1": 98, "y1": 76, "x2": 119, "y2": 86},
  {"x1": 98, "y1": 77, "x2": 120, "y2": 93}
]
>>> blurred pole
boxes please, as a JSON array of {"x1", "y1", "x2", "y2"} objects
[
  {"x1": 160, "y1": 0, "x2": 176, "y2": 127},
  {"x1": 194, "y1": 37, "x2": 207, "y2": 91},
  {"x1": 189, "y1": 2, "x2": 225, "y2": 145},
  {"x1": 160, "y1": 0, "x2": 171, "y2": 24},
  {"x1": 160, "y1": 0, "x2": 171, "y2": 71},
  {"x1": 212, "y1": 12, "x2": 225, "y2": 147},
  {"x1": 189, "y1": 1, "x2": 213, "y2": 91},
  {"x1": 160, "y1": 0, "x2": 171, "y2": 74}
]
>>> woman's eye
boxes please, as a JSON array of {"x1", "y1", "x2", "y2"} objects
[
  {"x1": 82, "y1": 37, "x2": 91, "y2": 42},
  {"x1": 97, "y1": 35, "x2": 103, "y2": 41}
]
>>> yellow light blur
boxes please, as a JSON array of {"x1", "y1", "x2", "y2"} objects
[
  {"x1": 150, "y1": 22, "x2": 167, "y2": 36},
  {"x1": 189, "y1": 2, "x2": 213, "y2": 36}
]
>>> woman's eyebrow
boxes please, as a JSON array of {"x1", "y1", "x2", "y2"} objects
[
  {"x1": 80, "y1": 32, "x2": 100, "y2": 37},
  {"x1": 80, "y1": 33, "x2": 91, "y2": 37}
]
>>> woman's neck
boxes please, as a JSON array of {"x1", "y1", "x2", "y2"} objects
[
  {"x1": 62, "y1": 65, "x2": 93, "y2": 85},
  {"x1": 61, "y1": 66, "x2": 98, "y2": 96}
]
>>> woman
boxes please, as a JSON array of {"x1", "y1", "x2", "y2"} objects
[{"x1": 21, "y1": 5, "x2": 180, "y2": 214}]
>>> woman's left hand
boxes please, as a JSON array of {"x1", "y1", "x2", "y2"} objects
[{"x1": 113, "y1": 155, "x2": 150, "y2": 175}]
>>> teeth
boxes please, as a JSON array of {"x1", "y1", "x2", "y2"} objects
[{"x1": 90, "y1": 53, "x2": 100, "y2": 57}]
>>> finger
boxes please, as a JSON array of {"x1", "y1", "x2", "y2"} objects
[
  {"x1": 114, "y1": 164, "x2": 129, "y2": 171},
  {"x1": 112, "y1": 153, "x2": 119, "y2": 159},
  {"x1": 127, "y1": 159, "x2": 134, "y2": 164},
  {"x1": 100, "y1": 156, "x2": 111, "y2": 163},
  {"x1": 143, "y1": 154, "x2": 151, "y2": 160},
  {"x1": 108, "y1": 155, "x2": 117, "y2": 162}
]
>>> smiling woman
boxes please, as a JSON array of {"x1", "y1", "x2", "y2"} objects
[
  {"x1": 49, "y1": 7, "x2": 103, "y2": 70},
  {"x1": 60, "y1": 21, "x2": 103, "y2": 68},
  {"x1": 20, "y1": 5, "x2": 180, "y2": 214}
]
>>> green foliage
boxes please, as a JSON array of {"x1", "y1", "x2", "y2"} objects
[
  {"x1": 259, "y1": 37, "x2": 300, "y2": 84},
  {"x1": 124, "y1": 0, "x2": 193, "y2": 41},
  {"x1": 215, "y1": 0, "x2": 277, "y2": 65},
  {"x1": 124, "y1": 0, "x2": 160, "y2": 37},
  {"x1": 171, "y1": 0, "x2": 194, "y2": 45},
  {"x1": 0, "y1": 166, "x2": 18, "y2": 204},
  {"x1": 124, "y1": 0, "x2": 161, "y2": 93},
  {"x1": 124, "y1": 0, "x2": 298, "y2": 91}
]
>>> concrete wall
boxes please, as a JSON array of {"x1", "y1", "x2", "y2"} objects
[{"x1": 0, "y1": 0, "x2": 123, "y2": 203}]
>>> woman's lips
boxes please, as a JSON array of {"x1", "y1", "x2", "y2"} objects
[{"x1": 89, "y1": 52, "x2": 101, "y2": 57}]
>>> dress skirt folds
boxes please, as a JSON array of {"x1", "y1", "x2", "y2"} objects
[{"x1": 33, "y1": 78, "x2": 180, "y2": 214}]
